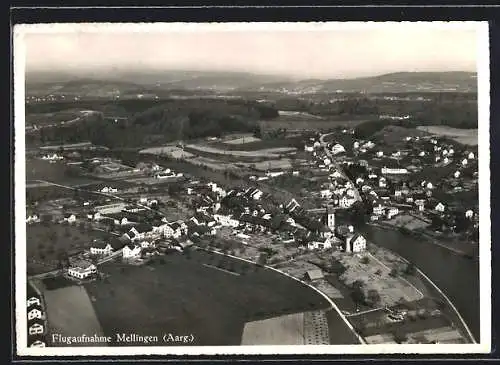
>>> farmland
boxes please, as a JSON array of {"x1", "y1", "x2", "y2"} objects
[
  {"x1": 85, "y1": 249, "x2": 332, "y2": 346},
  {"x1": 26, "y1": 223, "x2": 110, "y2": 275},
  {"x1": 416, "y1": 126, "x2": 478, "y2": 146},
  {"x1": 185, "y1": 144, "x2": 297, "y2": 158},
  {"x1": 43, "y1": 285, "x2": 106, "y2": 346}
]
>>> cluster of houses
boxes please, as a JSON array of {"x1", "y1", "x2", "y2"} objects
[{"x1": 26, "y1": 286, "x2": 46, "y2": 347}]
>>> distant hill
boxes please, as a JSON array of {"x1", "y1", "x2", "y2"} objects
[
  {"x1": 26, "y1": 70, "x2": 477, "y2": 95},
  {"x1": 247, "y1": 72, "x2": 477, "y2": 93}
]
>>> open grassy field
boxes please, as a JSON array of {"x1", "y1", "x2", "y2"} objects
[
  {"x1": 139, "y1": 145, "x2": 195, "y2": 159},
  {"x1": 224, "y1": 136, "x2": 262, "y2": 145},
  {"x1": 27, "y1": 223, "x2": 110, "y2": 275},
  {"x1": 85, "y1": 249, "x2": 332, "y2": 346},
  {"x1": 26, "y1": 158, "x2": 99, "y2": 187},
  {"x1": 185, "y1": 144, "x2": 297, "y2": 158},
  {"x1": 43, "y1": 285, "x2": 106, "y2": 346},
  {"x1": 416, "y1": 126, "x2": 478, "y2": 146},
  {"x1": 241, "y1": 312, "x2": 305, "y2": 345},
  {"x1": 259, "y1": 118, "x2": 370, "y2": 133}
]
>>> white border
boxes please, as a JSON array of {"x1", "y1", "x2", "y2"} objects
[{"x1": 14, "y1": 21, "x2": 491, "y2": 356}]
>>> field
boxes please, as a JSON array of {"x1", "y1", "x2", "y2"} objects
[
  {"x1": 416, "y1": 126, "x2": 478, "y2": 146},
  {"x1": 26, "y1": 158, "x2": 99, "y2": 187},
  {"x1": 85, "y1": 249, "x2": 333, "y2": 346},
  {"x1": 384, "y1": 214, "x2": 430, "y2": 230},
  {"x1": 185, "y1": 144, "x2": 297, "y2": 158},
  {"x1": 43, "y1": 285, "x2": 106, "y2": 346},
  {"x1": 259, "y1": 118, "x2": 370, "y2": 133},
  {"x1": 334, "y1": 251, "x2": 423, "y2": 307},
  {"x1": 139, "y1": 146, "x2": 195, "y2": 159},
  {"x1": 241, "y1": 312, "x2": 305, "y2": 345},
  {"x1": 241, "y1": 311, "x2": 331, "y2": 345},
  {"x1": 27, "y1": 223, "x2": 110, "y2": 275},
  {"x1": 224, "y1": 136, "x2": 262, "y2": 145}
]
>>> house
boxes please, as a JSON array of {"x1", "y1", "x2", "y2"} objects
[
  {"x1": 67, "y1": 260, "x2": 97, "y2": 279},
  {"x1": 461, "y1": 158, "x2": 468, "y2": 166},
  {"x1": 345, "y1": 234, "x2": 367, "y2": 253},
  {"x1": 434, "y1": 202, "x2": 446, "y2": 212},
  {"x1": 454, "y1": 171, "x2": 461, "y2": 178},
  {"x1": 379, "y1": 177, "x2": 387, "y2": 188},
  {"x1": 213, "y1": 214, "x2": 239, "y2": 228},
  {"x1": 330, "y1": 170, "x2": 343, "y2": 179},
  {"x1": 415, "y1": 199, "x2": 426, "y2": 212},
  {"x1": 304, "y1": 145, "x2": 314, "y2": 152},
  {"x1": 28, "y1": 307, "x2": 43, "y2": 320},
  {"x1": 87, "y1": 211, "x2": 102, "y2": 221},
  {"x1": 89, "y1": 240, "x2": 113, "y2": 256},
  {"x1": 331, "y1": 144, "x2": 346, "y2": 155},
  {"x1": 465, "y1": 209, "x2": 474, "y2": 219},
  {"x1": 63, "y1": 213, "x2": 77, "y2": 223},
  {"x1": 123, "y1": 243, "x2": 142, "y2": 259},
  {"x1": 386, "y1": 207, "x2": 399, "y2": 219},
  {"x1": 26, "y1": 213, "x2": 40, "y2": 224},
  {"x1": 27, "y1": 296, "x2": 41, "y2": 307},
  {"x1": 373, "y1": 202, "x2": 385, "y2": 216},
  {"x1": 468, "y1": 152, "x2": 475, "y2": 160},
  {"x1": 307, "y1": 239, "x2": 333, "y2": 251},
  {"x1": 320, "y1": 189, "x2": 332, "y2": 199},
  {"x1": 127, "y1": 224, "x2": 153, "y2": 241},
  {"x1": 376, "y1": 151, "x2": 384, "y2": 158},
  {"x1": 304, "y1": 269, "x2": 324, "y2": 281},
  {"x1": 28, "y1": 321, "x2": 44, "y2": 336},
  {"x1": 381, "y1": 167, "x2": 408, "y2": 175},
  {"x1": 339, "y1": 195, "x2": 356, "y2": 209}
]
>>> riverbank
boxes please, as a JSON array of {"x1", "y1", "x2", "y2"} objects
[
  {"x1": 370, "y1": 221, "x2": 478, "y2": 259},
  {"x1": 361, "y1": 224, "x2": 479, "y2": 341}
]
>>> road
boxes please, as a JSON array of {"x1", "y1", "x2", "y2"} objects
[{"x1": 319, "y1": 132, "x2": 362, "y2": 202}]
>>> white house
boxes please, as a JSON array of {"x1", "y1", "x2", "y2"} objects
[
  {"x1": 331, "y1": 144, "x2": 346, "y2": 155},
  {"x1": 304, "y1": 145, "x2": 314, "y2": 152},
  {"x1": 353, "y1": 141, "x2": 360, "y2": 149},
  {"x1": 381, "y1": 167, "x2": 409, "y2": 175},
  {"x1": 443, "y1": 157, "x2": 450, "y2": 165},
  {"x1": 426, "y1": 182, "x2": 434, "y2": 190},
  {"x1": 454, "y1": 171, "x2": 461, "y2": 178},
  {"x1": 67, "y1": 260, "x2": 97, "y2": 279},
  {"x1": 29, "y1": 323, "x2": 44, "y2": 336},
  {"x1": 213, "y1": 214, "x2": 240, "y2": 228},
  {"x1": 28, "y1": 308, "x2": 43, "y2": 320},
  {"x1": 462, "y1": 158, "x2": 468, "y2": 166},
  {"x1": 345, "y1": 234, "x2": 367, "y2": 253},
  {"x1": 373, "y1": 203, "x2": 385, "y2": 216},
  {"x1": 419, "y1": 151, "x2": 426, "y2": 157},
  {"x1": 376, "y1": 151, "x2": 384, "y2": 158},
  {"x1": 251, "y1": 189, "x2": 264, "y2": 200},
  {"x1": 26, "y1": 214, "x2": 40, "y2": 224},
  {"x1": 27, "y1": 296, "x2": 41, "y2": 307},
  {"x1": 465, "y1": 209, "x2": 474, "y2": 219},
  {"x1": 123, "y1": 243, "x2": 142, "y2": 259},
  {"x1": 339, "y1": 195, "x2": 356, "y2": 209},
  {"x1": 468, "y1": 152, "x2": 475, "y2": 159},
  {"x1": 87, "y1": 212, "x2": 102, "y2": 221},
  {"x1": 379, "y1": 177, "x2": 387, "y2": 188},
  {"x1": 63, "y1": 214, "x2": 77, "y2": 223},
  {"x1": 355, "y1": 177, "x2": 365, "y2": 185},
  {"x1": 320, "y1": 189, "x2": 332, "y2": 199},
  {"x1": 386, "y1": 207, "x2": 399, "y2": 219},
  {"x1": 448, "y1": 148, "x2": 455, "y2": 156},
  {"x1": 307, "y1": 239, "x2": 333, "y2": 250},
  {"x1": 90, "y1": 241, "x2": 113, "y2": 256},
  {"x1": 434, "y1": 202, "x2": 446, "y2": 212}
]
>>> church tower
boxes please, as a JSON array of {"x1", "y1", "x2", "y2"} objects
[{"x1": 326, "y1": 205, "x2": 336, "y2": 231}]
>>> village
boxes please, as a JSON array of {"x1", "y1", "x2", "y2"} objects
[{"x1": 25, "y1": 125, "x2": 478, "y2": 347}]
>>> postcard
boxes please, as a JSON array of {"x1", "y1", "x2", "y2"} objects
[{"x1": 14, "y1": 21, "x2": 491, "y2": 356}]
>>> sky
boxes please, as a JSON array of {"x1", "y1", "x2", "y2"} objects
[{"x1": 19, "y1": 23, "x2": 481, "y2": 79}]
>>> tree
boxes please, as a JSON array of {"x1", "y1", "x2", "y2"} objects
[
  {"x1": 351, "y1": 280, "x2": 365, "y2": 305},
  {"x1": 389, "y1": 268, "x2": 399, "y2": 277},
  {"x1": 366, "y1": 289, "x2": 381, "y2": 307},
  {"x1": 404, "y1": 262, "x2": 417, "y2": 276},
  {"x1": 257, "y1": 253, "x2": 268, "y2": 266},
  {"x1": 360, "y1": 256, "x2": 370, "y2": 264}
]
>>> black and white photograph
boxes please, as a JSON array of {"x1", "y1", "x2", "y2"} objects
[{"x1": 14, "y1": 21, "x2": 491, "y2": 356}]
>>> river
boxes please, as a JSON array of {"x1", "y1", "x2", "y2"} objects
[{"x1": 361, "y1": 224, "x2": 480, "y2": 341}]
